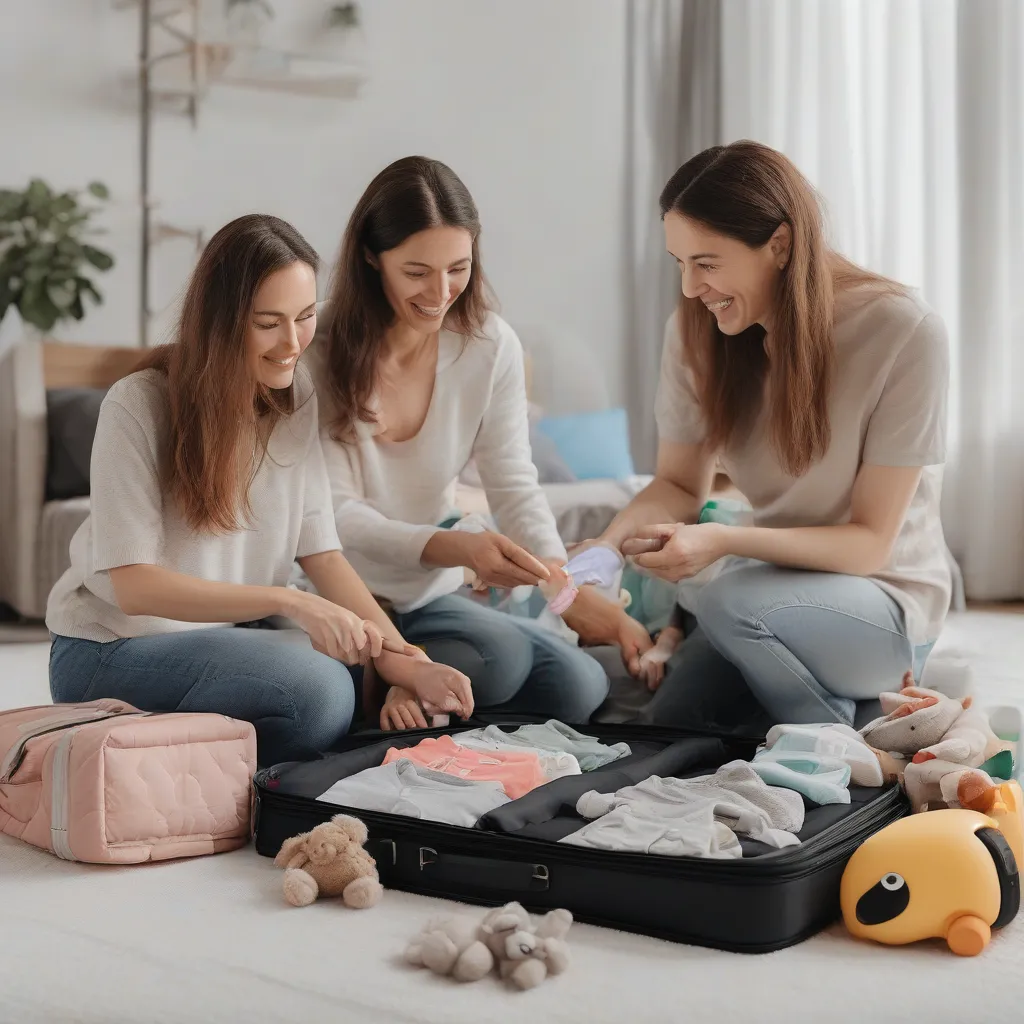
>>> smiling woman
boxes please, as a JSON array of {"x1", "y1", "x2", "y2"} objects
[
  {"x1": 595, "y1": 141, "x2": 952, "y2": 734},
  {"x1": 44, "y1": 214, "x2": 474, "y2": 767},
  {"x1": 307, "y1": 156, "x2": 646, "y2": 732}
]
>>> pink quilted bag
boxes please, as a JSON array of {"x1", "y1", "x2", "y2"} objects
[{"x1": 0, "y1": 698, "x2": 257, "y2": 864}]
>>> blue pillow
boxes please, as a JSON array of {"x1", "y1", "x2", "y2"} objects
[{"x1": 535, "y1": 408, "x2": 635, "y2": 480}]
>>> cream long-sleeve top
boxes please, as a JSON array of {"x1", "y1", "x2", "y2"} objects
[{"x1": 309, "y1": 312, "x2": 567, "y2": 613}]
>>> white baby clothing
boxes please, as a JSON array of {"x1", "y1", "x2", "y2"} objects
[
  {"x1": 457, "y1": 721, "x2": 630, "y2": 772},
  {"x1": 317, "y1": 759, "x2": 509, "y2": 827},
  {"x1": 750, "y1": 749, "x2": 853, "y2": 805},
  {"x1": 560, "y1": 802, "x2": 741, "y2": 859},
  {"x1": 452, "y1": 734, "x2": 582, "y2": 781},
  {"x1": 567, "y1": 761, "x2": 805, "y2": 854},
  {"x1": 764, "y1": 723, "x2": 884, "y2": 787}
]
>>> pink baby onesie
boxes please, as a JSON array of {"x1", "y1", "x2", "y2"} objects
[{"x1": 382, "y1": 735, "x2": 547, "y2": 799}]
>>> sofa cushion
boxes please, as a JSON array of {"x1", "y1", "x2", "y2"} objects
[{"x1": 45, "y1": 388, "x2": 107, "y2": 501}]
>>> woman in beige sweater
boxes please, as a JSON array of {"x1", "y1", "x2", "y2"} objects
[{"x1": 598, "y1": 141, "x2": 951, "y2": 732}]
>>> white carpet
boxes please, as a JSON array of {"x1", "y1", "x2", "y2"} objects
[{"x1": 2, "y1": 612, "x2": 1024, "y2": 1024}]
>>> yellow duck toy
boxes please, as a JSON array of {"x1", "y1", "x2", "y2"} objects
[{"x1": 841, "y1": 773, "x2": 1022, "y2": 956}]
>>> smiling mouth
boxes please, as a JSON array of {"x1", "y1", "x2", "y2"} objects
[
  {"x1": 705, "y1": 297, "x2": 733, "y2": 312},
  {"x1": 263, "y1": 355, "x2": 295, "y2": 366},
  {"x1": 412, "y1": 302, "x2": 446, "y2": 318}
]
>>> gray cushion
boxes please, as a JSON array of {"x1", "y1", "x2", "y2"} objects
[
  {"x1": 45, "y1": 388, "x2": 107, "y2": 501},
  {"x1": 529, "y1": 424, "x2": 577, "y2": 483}
]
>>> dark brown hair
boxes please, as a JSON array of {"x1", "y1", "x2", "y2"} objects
[
  {"x1": 141, "y1": 214, "x2": 319, "y2": 532},
  {"x1": 660, "y1": 141, "x2": 902, "y2": 476},
  {"x1": 318, "y1": 156, "x2": 493, "y2": 440}
]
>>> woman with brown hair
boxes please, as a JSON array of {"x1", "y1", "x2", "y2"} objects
[
  {"x1": 45, "y1": 214, "x2": 473, "y2": 767},
  {"x1": 596, "y1": 141, "x2": 951, "y2": 731},
  {"x1": 310, "y1": 156, "x2": 651, "y2": 731}
]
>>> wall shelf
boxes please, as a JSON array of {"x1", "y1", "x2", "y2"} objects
[{"x1": 113, "y1": 0, "x2": 366, "y2": 344}]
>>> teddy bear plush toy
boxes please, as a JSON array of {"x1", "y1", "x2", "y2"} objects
[
  {"x1": 273, "y1": 814, "x2": 383, "y2": 909},
  {"x1": 405, "y1": 901, "x2": 572, "y2": 990},
  {"x1": 860, "y1": 675, "x2": 1009, "y2": 813}
]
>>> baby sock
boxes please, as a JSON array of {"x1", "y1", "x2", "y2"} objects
[{"x1": 750, "y1": 749, "x2": 852, "y2": 805}]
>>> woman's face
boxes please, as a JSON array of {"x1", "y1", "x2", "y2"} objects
[
  {"x1": 245, "y1": 260, "x2": 318, "y2": 389},
  {"x1": 374, "y1": 226, "x2": 473, "y2": 334},
  {"x1": 664, "y1": 212, "x2": 788, "y2": 335}
]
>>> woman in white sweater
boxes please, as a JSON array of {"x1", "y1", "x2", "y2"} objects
[
  {"x1": 311, "y1": 156, "x2": 652, "y2": 731},
  {"x1": 46, "y1": 214, "x2": 472, "y2": 766}
]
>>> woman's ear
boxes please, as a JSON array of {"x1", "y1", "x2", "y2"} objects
[
  {"x1": 770, "y1": 222, "x2": 793, "y2": 269},
  {"x1": 363, "y1": 247, "x2": 379, "y2": 270}
]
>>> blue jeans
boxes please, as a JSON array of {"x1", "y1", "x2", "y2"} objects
[
  {"x1": 49, "y1": 627, "x2": 357, "y2": 768},
  {"x1": 640, "y1": 560, "x2": 920, "y2": 730},
  {"x1": 392, "y1": 593, "x2": 610, "y2": 724}
]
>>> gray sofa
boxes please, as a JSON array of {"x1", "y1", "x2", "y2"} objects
[{"x1": 0, "y1": 337, "x2": 145, "y2": 620}]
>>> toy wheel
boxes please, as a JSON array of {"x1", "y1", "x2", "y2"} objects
[{"x1": 947, "y1": 915, "x2": 991, "y2": 956}]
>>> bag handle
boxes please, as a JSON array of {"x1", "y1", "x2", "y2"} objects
[{"x1": 414, "y1": 846, "x2": 550, "y2": 895}]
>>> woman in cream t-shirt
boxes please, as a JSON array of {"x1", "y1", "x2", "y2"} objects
[{"x1": 598, "y1": 141, "x2": 951, "y2": 731}]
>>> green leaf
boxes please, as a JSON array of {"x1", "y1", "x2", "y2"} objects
[
  {"x1": 77, "y1": 276, "x2": 103, "y2": 305},
  {"x1": 68, "y1": 291, "x2": 85, "y2": 320},
  {"x1": 87, "y1": 182, "x2": 110, "y2": 200},
  {"x1": 19, "y1": 288, "x2": 62, "y2": 332},
  {"x1": 52, "y1": 194, "x2": 76, "y2": 215},
  {"x1": 0, "y1": 190, "x2": 24, "y2": 220},
  {"x1": 82, "y1": 244, "x2": 114, "y2": 271}
]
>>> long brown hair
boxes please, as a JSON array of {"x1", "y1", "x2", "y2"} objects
[
  {"x1": 660, "y1": 141, "x2": 902, "y2": 476},
  {"x1": 141, "y1": 214, "x2": 320, "y2": 532},
  {"x1": 319, "y1": 156, "x2": 493, "y2": 440}
]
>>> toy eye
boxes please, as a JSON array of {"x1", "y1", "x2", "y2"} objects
[{"x1": 856, "y1": 872, "x2": 911, "y2": 925}]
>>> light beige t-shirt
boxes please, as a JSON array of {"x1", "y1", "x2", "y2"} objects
[
  {"x1": 654, "y1": 288, "x2": 952, "y2": 645},
  {"x1": 45, "y1": 365, "x2": 341, "y2": 643}
]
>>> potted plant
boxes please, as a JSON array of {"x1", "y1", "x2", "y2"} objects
[{"x1": 0, "y1": 178, "x2": 115, "y2": 336}]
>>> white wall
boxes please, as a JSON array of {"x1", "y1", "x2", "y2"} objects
[{"x1": 0, "y1": 0, "x2": 629, "y2": 408}]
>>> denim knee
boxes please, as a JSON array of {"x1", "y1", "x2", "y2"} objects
[
  {"x1": 458, "y1": 623, "x2": 534, "y2": 707},
  {"x1": 283, "y1": 658, "x2": 356, "y2": 756},
  {"x1": 557, "y1": 649, "x2": 611, "y2": 723},
  {"x1": 696, "y1": 574, "x2": 757, "y2": 653}
]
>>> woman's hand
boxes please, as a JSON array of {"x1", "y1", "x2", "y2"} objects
[
  {"x1": 375, "y1": 646, "x2": 475, "y2": 720},
  {"x1": 285, "y1": 590, "x2": 384, "y2": 665},
  {"x1": 463, "y1": 532, "x2": 553, "y2": 589},
  {"x1": 423, "y1": 530, "x2": 551, "y2": 589},
  {"x1": 621, "y1": 523, "x2": 727, "y2": 582},
  {"x1": 380, "y1": 686, "x2": 430, "y2": 732}
]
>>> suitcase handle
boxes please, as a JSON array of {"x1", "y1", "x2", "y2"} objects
[{"x1": 416, "y1": 846, "x2": 550, "y2": 894}]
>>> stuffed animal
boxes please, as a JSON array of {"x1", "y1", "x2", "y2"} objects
[
  {"x1": 478, "y1": 902, "x2": 573, "y2": 990},
  {"x1": 273, "y1": 814, "x2": 383, "y2": 909},
  {"x1": 406, "y1": 901, "x2": 572, "y2": 990},
  {"x1": 860, "y1": 676, "x2": 1008, "y2": 813},
  {"x1": 404, "y1": 914, "x2": 495, "y2": 982}
]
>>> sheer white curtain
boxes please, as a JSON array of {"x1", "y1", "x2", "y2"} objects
[
  {"x1": 624, "y1": 0, "x2": 721, "y2": 472},
  {"x1": 719, "y1": 0, "x2": 1024, "y2": 600}
]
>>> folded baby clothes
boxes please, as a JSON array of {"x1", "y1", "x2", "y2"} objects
[
  {"x1": 453, "y1": 733, "x2": 582, "y2": 781},
  {"x1": 317, "y1": 759, "x2": 510, "y2": 827},
  {"x1": 458, "y1": 720, "x2": 630, "y2": 772},
  {"x1": 763, "y1": 723, "x2": 884, "y2": 787},
  {"x1": 750, "y1": 749, "x2": 852, "y2": 805},
  {"x1": 382, "y1": 735, "x2": 547, "y2": 799},
  {"x1": 573, "y1": 761, "x2": 805, "y2": 851},
  {"x1": 560, "y1": 802, "x2": 741, "y2": 859}
]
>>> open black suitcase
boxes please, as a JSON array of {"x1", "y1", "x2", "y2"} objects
[{"x1": 252, "y1": 718, "x2": 908, "y2": 953}]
